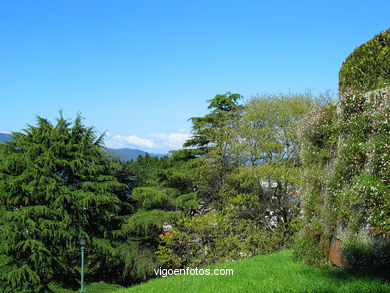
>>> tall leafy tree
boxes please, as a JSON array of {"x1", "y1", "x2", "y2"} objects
[
  {"x1": 227, "y1": 94, "x2": 323, "y2": 229},
  {"x1": 0, "y1": 115, "x2": 124, "y2": 291}
]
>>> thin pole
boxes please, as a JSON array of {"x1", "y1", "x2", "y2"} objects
[{"x1": 80, "y1": 246, "x2": 87, "y2": 292}]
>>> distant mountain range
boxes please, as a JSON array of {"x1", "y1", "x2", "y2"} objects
[
  {"x1": 105, "y1": 148, "x2": 165, "y2": 161},
  {"x1": 0, "y1": 133, "x2": 165, "y2": 161},
  {"x1": 0, "y1": 133, "x2": 12, "y2": 143}
]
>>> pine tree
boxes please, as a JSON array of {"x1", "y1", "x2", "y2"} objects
[{"x1": 0, "y1": 114, "x2": 124, "y2": 291}]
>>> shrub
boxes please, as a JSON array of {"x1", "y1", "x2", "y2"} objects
[
  {"x1": 156, "y1": 212, "x2": 293, "y2": 269},
  {"x1": 293, "y1": 228, "x2": 331, "y2": 268}
]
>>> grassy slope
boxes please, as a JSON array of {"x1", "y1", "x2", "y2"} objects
[{"x1": 116, "y1": 250, "x2": 390, "y2": 293}]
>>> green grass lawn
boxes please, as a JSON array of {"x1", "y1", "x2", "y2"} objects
[
  {"x1": 115, "y1": 250, "x2": 389, "y2": 293},
  {"x1": 44, "y1": 250, "x2": 389, "y2": 292}
]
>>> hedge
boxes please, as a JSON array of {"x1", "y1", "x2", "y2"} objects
[{"x1": 339, "y1": 28, "x2": 390, "y2": 94}]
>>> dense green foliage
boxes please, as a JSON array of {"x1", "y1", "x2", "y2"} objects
[
  {"x1": 110, "y1": 151, "x2": 200, "y2": 283},
  {"x1": 118, "y1": 250, "x2": 390, "y2": 293},
  {"x1": 0, "y1": 116, "x2": 182, "y2": 291},
  {"x1": 0, "y1": 115, "x2": 125, "y2": 291},
  {"x1": 339, "y1": 28, "x2": 390, "y2": 93}
]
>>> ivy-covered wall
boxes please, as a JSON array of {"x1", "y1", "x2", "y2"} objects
[
  {"x1": 299, "y1": 88, "x2": 389, "y2": 237},
  {"x1": 297, "y1": 29, "x2": 390, "y2": 271}
]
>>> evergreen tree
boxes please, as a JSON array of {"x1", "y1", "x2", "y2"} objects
[
  {"x1": 0, "y1": 114, "x2": 124, "y2": 291},
  {"x1": 183, "y1": 92, "x2": 242, "y2": 156},
  {"x1": 182, "y1": 92, "x2": 243, "y2": 207}
]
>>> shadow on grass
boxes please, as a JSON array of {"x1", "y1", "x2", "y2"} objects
[
  {"x1": 319, "y1": 267, "x2": 389, "y2": 283},
  {"x1": 342, "y1": 238, "x2": 390, "y2": 280}
]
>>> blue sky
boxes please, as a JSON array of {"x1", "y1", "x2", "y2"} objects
[{"x1": 0, "y1": 0, "x2": 389, "y2": 153}]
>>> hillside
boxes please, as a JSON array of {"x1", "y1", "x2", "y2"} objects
[
  {"x1": 105, "y1": 147, "x2": 165, "y2": 161},
  {"x1": 115, "y1": 250, "x2": 389, "y2": 293},
  {"x1": 0, "y1": 133, "x2": 164, "y2": 161},
  {"x1": 0, "y1": 133, "x2": 12, "y2": 143}
]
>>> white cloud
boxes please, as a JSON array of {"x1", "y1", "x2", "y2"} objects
[
  {"x1": 152, "y1": 132, "x2": 191, "y2": 149},
  {"x1": 104, "y1": 131, "x2": 191, "y2": 151},
  {"x1": 112, "y1": 135, "x2": 157, "y2": 148}
]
